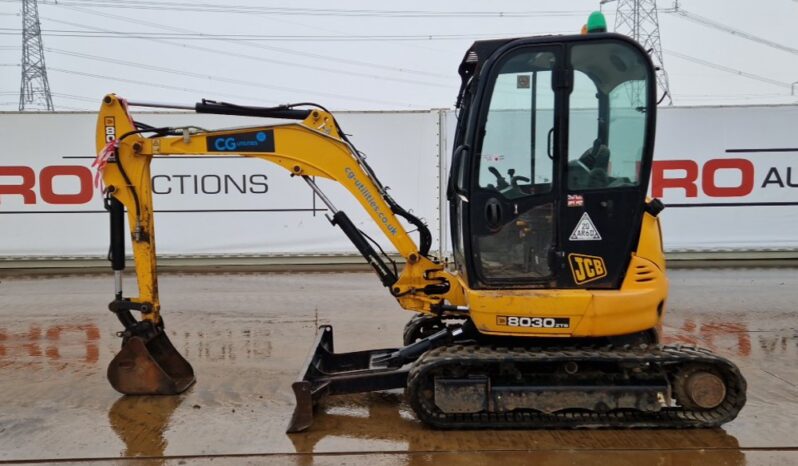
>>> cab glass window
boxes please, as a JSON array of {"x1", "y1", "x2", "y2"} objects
[
  {"x1": 567, "y1": 42, "x2": 650, "y2": 190},
  {"x1": 478, "y1": 50, "x2": 555, "y2": 200}
]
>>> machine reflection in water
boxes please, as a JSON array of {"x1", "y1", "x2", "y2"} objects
[
  {"x1": 287, "y1": 390, "x2": 747, "y2": 466},
  {"x1": 108, "y1": 395, "x2": 184, "y2": 460}
]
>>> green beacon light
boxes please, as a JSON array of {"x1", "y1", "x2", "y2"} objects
[{"x1": 586, "y1": 11, "x2": 607, "y2": 33}]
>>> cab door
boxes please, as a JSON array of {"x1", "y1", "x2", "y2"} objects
[
  {"x1": 465, "y1": 46, "x2": 566, "y2": 288},
  {"x1": 560, "y1": 40, "x2": 655, "y2": 289},
  {"x1": 459, "y1": 37, "x2": 655, "y2": 291}
]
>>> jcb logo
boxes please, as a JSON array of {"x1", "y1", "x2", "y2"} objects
[{"x1": 568, "y1": 253, "x2": 607, "y2": 285}]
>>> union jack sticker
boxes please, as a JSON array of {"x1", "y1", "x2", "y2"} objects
[{"x1": 567, "y1": 194, "x2": 584, "y2": 207}]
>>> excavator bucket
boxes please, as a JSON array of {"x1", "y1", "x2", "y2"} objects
[{"x1": 107, "y1": 332, "x2": 195, "y2": 395}]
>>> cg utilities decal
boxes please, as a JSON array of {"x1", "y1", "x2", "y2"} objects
[
  {"x1": 207, "y1": 130, "x2": 275, "y2": 153},
  {"x1": 568, "y1": 253, "x2": 607, "y2": 285},
  {"x1": 344, "y1": 167, "x2": 398, "y2": 235}
]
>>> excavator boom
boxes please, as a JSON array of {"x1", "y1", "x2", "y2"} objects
[{"x1": 95, "y1": 95, "x2": 465, "y2": 419}]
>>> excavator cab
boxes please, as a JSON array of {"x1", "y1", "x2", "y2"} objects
[{"x1": 449, "y1": 33, "x2": 656, "y2": 291}]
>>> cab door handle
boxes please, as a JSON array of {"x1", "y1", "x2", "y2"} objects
[{"x1": 485, "y1": 198, "x2": 502, "y2": 230}]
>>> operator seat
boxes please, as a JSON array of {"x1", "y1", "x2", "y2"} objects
[{"x1": 568, "y1": 140, "x2": 610, "y2": 189}]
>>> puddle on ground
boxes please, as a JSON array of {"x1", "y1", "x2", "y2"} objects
[{"x1": 0, "y1": 270, "x2": 796, "y2": 464}]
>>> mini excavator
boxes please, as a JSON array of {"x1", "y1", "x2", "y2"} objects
[{"x1": 95, "y1": 16, "x2": 746, "y2": 432}]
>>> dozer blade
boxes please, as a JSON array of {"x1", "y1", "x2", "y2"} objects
[
  {"x1": 287, "y1": 325, "x2": 410, "y2": 433},
  {"x1": 108, "y1": 331, "x2": 195, "y2": 395},
  {"x1": 288, "y1": 327, "x2": 333, "y2": 433}
]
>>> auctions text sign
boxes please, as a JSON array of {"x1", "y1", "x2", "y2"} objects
[{"x1": 0, "y1": 111, "x2": 440, "y2": 256}]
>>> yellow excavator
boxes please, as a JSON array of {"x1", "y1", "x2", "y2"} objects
[{"x1": 94, "y1": 16, "x2": 746, "y2": 432}]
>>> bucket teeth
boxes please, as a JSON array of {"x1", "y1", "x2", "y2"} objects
[{"x1": 107, "y1": 332, "x2": 195, "y2": 395}]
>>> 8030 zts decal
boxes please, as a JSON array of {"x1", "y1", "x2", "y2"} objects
[{"x1": 497, "y1": 316, "x2": 570, "y2": 329}]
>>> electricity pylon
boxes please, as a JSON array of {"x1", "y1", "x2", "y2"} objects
[
  {"x1": 19, "y1": 0, "x2": 54, "y2": 111},
  {"x1": 608, "y1": 0, "x2": 673, "y2": 105}
]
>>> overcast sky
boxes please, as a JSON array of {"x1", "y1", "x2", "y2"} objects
[{"x1": 1, "y1": 0, "x2": 797, "y2": 111}]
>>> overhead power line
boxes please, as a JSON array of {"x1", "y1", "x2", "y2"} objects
[
  {"x1": 48, "y1": 67, "x2": 280, "y2": 105},
  {"x1": 24, "y1": 0, "x2": 595, "y2": 18},
  {"x1": 665, "y1": 49, "x2": 793, "y2": 90},
  {"x1": 677, "y1": 93, "x2": 797, "y2": 102},
  {"x1": 667, "y1": 9, "x2": 798, "y2": 57},
  {"x1": 57, "y1": 4, "x2": 453, "y2": 80},
  {"x1": 44, "y1": 102, "x2": 90, "y2": 110},
  {"x1": 38, "y1": 17, "x2": 454, "y2": 91},
  {"x1": 0, "y1": 90, "x2": 105, "y2": 109},
  {"x1": 43, "y1": 46, "x2": 430, "y2": 107},
  {"x1": 0, "y1": 27, "x2": 552, "y2": 42},
  {"x1": 51, "y1": 91, "x2": 100, "y2": 103},
  {"x1": 47, "y1": 66, "x2": 425, "y2": 108}
]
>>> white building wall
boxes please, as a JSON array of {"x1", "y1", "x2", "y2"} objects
[{"x1": 1, "y1": 104, "x2": 796, "y2": 259}]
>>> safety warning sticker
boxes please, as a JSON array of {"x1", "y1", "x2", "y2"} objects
[{"x1": 569, "y1": 212, "x2": 601, "y2": 241}]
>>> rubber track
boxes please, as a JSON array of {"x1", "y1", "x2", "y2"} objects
[{"x1": 406, "y1": 344, "x2": 747, "y2": 429}]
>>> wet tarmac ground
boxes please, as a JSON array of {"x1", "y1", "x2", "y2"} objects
[{"x1": 0, "y1": 268, "x2": 796, "y2": 465}]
